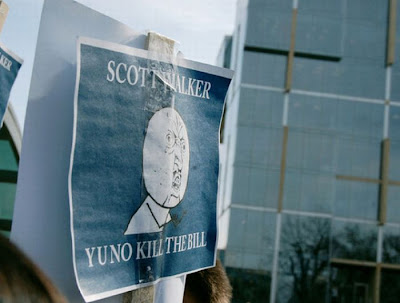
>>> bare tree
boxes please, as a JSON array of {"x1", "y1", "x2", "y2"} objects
[{"x1": 279, "y1": 216, "x2": 330, "y2": 303}]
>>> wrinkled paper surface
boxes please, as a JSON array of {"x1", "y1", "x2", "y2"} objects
[{"x1": 69, "y1": 37, "x2": 233, "y2": 301}]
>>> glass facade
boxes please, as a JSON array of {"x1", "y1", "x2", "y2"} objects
[
  {"x1": 0, "y1": 124, "x2": 19, "y2": 237},
  {"x1": 219, "y1": 0, "x2": 400, "y2": 302}
]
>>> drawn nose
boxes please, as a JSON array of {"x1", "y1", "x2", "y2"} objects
[
  {"x1": 175, "y1": 143, "x2": 183, "y2": 164},
  {"x1": 174, "y1": 152, "x2": 183, "y2": 171}
]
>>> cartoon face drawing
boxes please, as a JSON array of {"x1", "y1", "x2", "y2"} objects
[
  {"x1": 143, "y1": 107, "x2": 190, "y2": 208},
  {"x1": 124, "y1": 107, "x2": 190, "y2": 235}
]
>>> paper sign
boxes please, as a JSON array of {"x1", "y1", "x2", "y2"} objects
[
  {"x1": 69, "y1": 37, "x2": 233, "y2": 301},
  {"x1": 0, "y1": 42, "x2": 22, "y2": 126}
]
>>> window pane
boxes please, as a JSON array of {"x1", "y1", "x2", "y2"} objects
[
  {"x1": 389, "y1": 140, "x2": 400, "y2": 180},
  {"x1": 292, "y1": 58, "x2": 386, "y2": 99},
  {"x1": 331, "y1": 220, "x2": 377, "y2": 261},
  {"x1": 0, "y1": 140, "x2": 18, "y2": 171},
  {"x1": 296, "y1": 0, "x2": 345, "y2": 58},
  {"x1": 334, "y1": 180, "x2": 379, "y2": 220},
  {"x1": 225, "y1": 209, "x2": 276, "y2": 271},
  {"x1": 392, "y1": 74, "x2": 400, "y2": 100},
  {"x1": 248, "y1": 167, "x2": 280, "y2": 208},
  {"x1": 292, "y1": 0, "x2": 387, "y2": 98},
  {"x1": 289, "y1": 95, "x2": 384, "y2": 138},
  {"x1": 381, "y1": 270, "x2": 400, "y2": 303},
  {"x1": 226, "y1": 267, "x2": 271, "y2": 303},
  {"x1": 389, "y1": 107, "x2": 400, "y2": 181},
  {"x1": 246, "y1": 4, "x2": 291, "y2": 51},
  {"x1": 235, "y1": 126, "x2": 253, "y2": 165},
  {"x1": 389, "y1": 106, "x2": 400, "y2": 141},
  {"x1": 251, "y1": 127, "x2": 282, "y2": 168},
  {"x1": 287, "y1": 130, "x2": 336, "y2": 173},
  {"x1": 288, "y1": 95, "x2": 337, "y2": 131},
  {"x1": 336, "y1": 101, "x2": 384, "y2": 138},
  {"x1": 393, "y1": 0, "x2": 400, "y2": 100},
  {"x1": 226, "y1": 208, "x2": 247, "y2": 251},
  {"x1": 387, "y1": 186, "x2": 400, "y2": 224},
  {"x1": 231, "y1": 165, "x2": 250, "y2": 204},
  {"x1": 336, "y1": 136, "x2": 381, "y2": 179},
  {"x1": 330, "y1": 266, "x2": 375, "y2": 303},
  {"x1": 287, "y1": 96, "x2": 382, "y2": 217},
  {"x1": 344, "y1": 21, "x2": 386, "y2": 61},
  {"x1": 0, "y1": 183, "x2": 17, "y2": 221},
  {"x1": 0, "y1": 231, "x2": 10, "y2": 237},
  {"x1": 346, "y1": 0, "x2": 388, "y2": 23},
  {"x1": 242, "y1": 51, "x2": 286, "y2": 88},
  {"x1": 238, "y1": 88, "x2": 284, "y2": 128},
  {"x1": 284, "y1": 170, "x2": 334, "y2": 214},
  {"x1": 278, "y1": 215, "x2": 330, "y2": 303},
  {"x1": 383, "y1": 225, "x2": 400, "y2": 264},
  {"x1": 248, "y1": 0, "x2": 292, "y2": 9}
]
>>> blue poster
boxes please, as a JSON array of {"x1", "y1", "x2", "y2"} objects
[
  {"x1": 0, "y1": 42, "x2": 22, "y2": 126},
  {"x1": 69, "y1": 37, "x2": 233, "y2": 301}
]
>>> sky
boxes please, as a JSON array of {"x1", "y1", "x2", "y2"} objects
[{"x1": 1, "y1": 0, "x2": 237, "y2": 130}]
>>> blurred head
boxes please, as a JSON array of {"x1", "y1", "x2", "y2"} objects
[
  {"x1": 143, "y1": 107, "x2": 189, "y2": 208},
  {"x1": 0, "y1": 234, "x2": 67, "y2": 303},
  {"x1": 183, "y1": 259, "x2": 232, "y2": 303}
]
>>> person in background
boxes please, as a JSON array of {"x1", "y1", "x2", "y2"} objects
[
  {"x1": 183, "y1": 259, "x2": 232, "y2": 303},
  {"x1": 0, "y1": 233, "x2": 67, "y2": 303}
]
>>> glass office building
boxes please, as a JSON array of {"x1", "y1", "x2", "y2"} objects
[{"x1": 218, "y1": 1, "x2": 400, "y2": 302}]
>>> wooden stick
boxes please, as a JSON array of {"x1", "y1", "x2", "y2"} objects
[{"x1": 0, "y1": 1, "x2": 9, "y2": 35}]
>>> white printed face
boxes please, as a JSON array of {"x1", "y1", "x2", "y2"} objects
[{"x1": 143, "y1": 108, "x2": 189, "y2": 208}]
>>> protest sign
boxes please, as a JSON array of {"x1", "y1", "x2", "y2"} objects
[
  {"x1": 0, "y1": 42, "x2": 22, "y2": 127},
  {"x1": 69, "y1": 37, "x2": 233, "y2": 301}
]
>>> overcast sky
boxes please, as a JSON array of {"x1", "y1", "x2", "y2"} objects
[{"x1": 2, "y1": 0, "x2": 237, "y2": 129}]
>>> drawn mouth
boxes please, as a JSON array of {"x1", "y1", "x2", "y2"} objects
[{"x1": 172, "y1": 171, "x2": 181, "y2": 191}]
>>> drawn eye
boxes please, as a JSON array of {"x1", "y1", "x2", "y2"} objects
[
  {"x1": 180, "y1": 139, "x2": 186, "y2": 153},
  {"x1": 166, "y1": 131, "x2": 175, "y2": 148}
]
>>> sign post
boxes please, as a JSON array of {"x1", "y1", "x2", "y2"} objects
[
  {"x1": 0, "y1": 1, "x2": 9, "y2": 34},
  {"x1": 130, "y1": 32, "x2": 185, "y2": 303}
]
